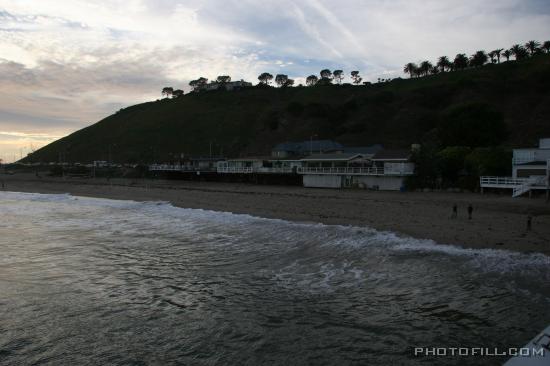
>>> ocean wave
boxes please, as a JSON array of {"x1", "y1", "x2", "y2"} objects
[{"x1": 1, "y1": 190, "x2": 549, "y2": 278}]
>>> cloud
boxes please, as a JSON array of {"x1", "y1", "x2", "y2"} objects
[{"x1": 0, "y1": 0, "x2": 549, "y2": 161}]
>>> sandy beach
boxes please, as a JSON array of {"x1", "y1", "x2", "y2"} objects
[{"x1": 2, "y1": 173, "x2": 550, "y2": 255}]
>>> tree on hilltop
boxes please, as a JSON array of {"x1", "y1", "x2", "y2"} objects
[
  {"x1": 502, "y1": 49, "x2": 512, "y2": 62},
  {"x1": 453, "y1": 53, "x2": 469, "y2": 70},
  {"x1": 350, "y1": 70, "x2": 362, "y2": 84},
  {"x1": 319, "y1": 69, "x2": 332, "y2": 84},
  {"x1": 436, "y1": 56, "x2": 452, "y2": 72},
  {"x1": 403, "y1": 63, "x2": 418, "y2": 78},
  {"x1": 469, "y1": 50, "x2": 488, "y2": 67},
  {"x1": 493, "y1": 48, "x2": 503, "y2": 63},
  {"x1": 172, "y1": 89, "x2": 184, "y2": 98},
  {"x1": 161, "y1": 87, "x2": 173, "y2": 98},
  {"x1": 189, "y1": 77, "x2": 208, "y2": 91},
  {"x1": 275, "y1": 74, "x2": 289, "y2": 87},
  {"x1": 258, "y1": 72, "x2": 274, "y2": 85},
  {"x1": 419, "y1": 61, "x2": 433, "y2": 76},
  {"x1": 542, "y1": 41, "x2": 550, "y2": 53},
  {"x1": 333, "y1": 69, "x2": 344, "y2": 84},
  {"x1": 510, "y1": 44, "x2": 528, "y2": 60},
  {"x1": 525, "y1": 40, "x2": 540, "y2": 55},
  {"x1": 306, "y1": 75, "x2": 318, "y2": 86},
  {"x1": 216, "y1": 75, "x2": 231, "y2": 84},
  {"x1": 488, "y1": 50, "x2": 497, "y2": 64}
]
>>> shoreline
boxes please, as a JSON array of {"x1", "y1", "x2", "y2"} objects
[{"x1": 2, "y1": 173, "x2": 550, "y2": 255}]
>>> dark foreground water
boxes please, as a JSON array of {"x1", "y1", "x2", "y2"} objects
[{"x1": 0, "y1": 192, "x2": 549, "y2": 366}]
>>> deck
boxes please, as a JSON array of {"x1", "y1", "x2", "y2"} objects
[
  {"x1": 216, "y1": 167, "x2": 295, "y2": 174},
  {"x1": 149, "y1": 164, "x2": 215, "y2": 172},
  {"x1": 297, "y1": 167, "x2": 414, "y2": 176},
  {"x1": 480, "y1": 176, "x2": 548, "y2": 197}
]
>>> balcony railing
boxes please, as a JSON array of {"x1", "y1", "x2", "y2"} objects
[
  {"x1": 216, "y1": 167, "x2": 254, "y2": 173},
  {"x1": 480, "y1": 176, "x2": 528, "y2": 187},
  {"x1": 297, "y1": 167, "x2": 414, "y2": 176},
  {"x1": 149, "y1": 164, "x2": 215, "y2": 172},
  {"x1": 216, "y1": 167, "x2": 296, "y2": 174},
  {"x1": 256, "y1": 167, "x2": 295, "y2": 173}
]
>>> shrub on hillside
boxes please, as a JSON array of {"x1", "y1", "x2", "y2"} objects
[
  {"x1": 465, "y1": 147, "x2": 512, "y2": 177},
  {"x1": 437, "y1": 103, "x2": 507, "y2": 147}
]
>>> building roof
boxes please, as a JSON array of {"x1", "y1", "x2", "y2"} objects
[
  {"x1": 372, "y1": 149, "x2": 411, "y2": 161},
  {"x1": 301, "y1": 153, "x2": 364, "y2": 161}
]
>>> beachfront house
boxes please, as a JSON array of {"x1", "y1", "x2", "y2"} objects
[
  {"x1": 480, "y1": 138, "x2": 550, "y2": 197},
  {"x1": 149, "y1": 156, "x2": 224, "y2": 173},
  {"x1": 298, "y1": 149, "x2": 414, "y2": 190},
  {"x1": 217, "y1": 157, "x2": 302, "y2": 174}
]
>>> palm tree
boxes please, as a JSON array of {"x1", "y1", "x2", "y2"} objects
[
  {"x1": 403, "y1": 62, "x2": 418, "y2": 78},
  {"x1": 542, "y1": 41, "x2": 550, "y2": 53},
  {"x1": 502, "y1": 49, "x2": 512, "y2": 62},
  {"x1": 488, "y1": 51, "x2": 497, "y2": 64},
  {"x1": 510, "y1": 44, "x2": 528, "y2": 60},
  {"x1": 419, "y1": 61, "x2": 433, "y2": 76},
  {"x1": 436, "y1": 56, "x2": 452, "y2": 72},
  {"x1": 469, "y1": 50, "x2": 488, "y2": 67},
  {"x1": 525, "y1": 40, "x2": 540, "y2": 55},
  {"x1": 494, "y1": 48, "x2": 504, "y2": 63},
  {"x1": 453, "y1": 53, "x2": 469, "y2": 70}
]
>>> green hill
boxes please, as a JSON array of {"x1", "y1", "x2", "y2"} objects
[{"x1": 24, "y1": 54, "x2": 550, "y2": 163}]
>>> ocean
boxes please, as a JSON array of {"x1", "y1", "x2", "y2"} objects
[{"x1": 1, "y1": 191, "x2": 549, "y2": 365}]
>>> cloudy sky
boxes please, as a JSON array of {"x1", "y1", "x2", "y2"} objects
[{"x1": 1, "y1": 0, "x2": 549, "y2": 162}]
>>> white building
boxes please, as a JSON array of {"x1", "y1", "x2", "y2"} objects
[
  {"x1": 480, "y1": 138, "x2": 550, "y2": 197},
  {"x1": 217, "y1": 157, "x2": 302, "y2": 174},
  {"x1": 298, "y1": 150, "x2": 414, "y2": 190},
  {"x1": 149, "y1": 157, "x2": 223, "y2": 173}
]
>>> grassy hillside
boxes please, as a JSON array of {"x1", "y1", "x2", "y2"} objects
[{"x1": 24, "y1": 54, "x2": 550, "y2": 163}]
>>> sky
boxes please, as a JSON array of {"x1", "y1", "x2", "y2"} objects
[{"x1": 0, "y1": 0, "x2": 549, "y2": 162}]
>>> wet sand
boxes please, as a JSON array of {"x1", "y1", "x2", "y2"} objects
[{"x1": 2, "y1": 173, "x2": 550, "y2": 255}]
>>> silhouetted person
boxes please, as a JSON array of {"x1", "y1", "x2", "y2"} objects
[
  {"x1": 527, "y1": 215, "x2": 532, "y2": 231},
  {"x1": 467, "y1": 204, "x2": 473, "y2": 220},
  {"x1": 452, "y1": 204, "x2": 458, "y2": 219}
]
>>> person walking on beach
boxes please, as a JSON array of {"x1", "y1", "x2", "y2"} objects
[
  {"x1": 467, "y1": 204, "x2": 473, "y2": 220},
  {"x1": 452, "y1": 204, "x2": 458, "y2": 219}
]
